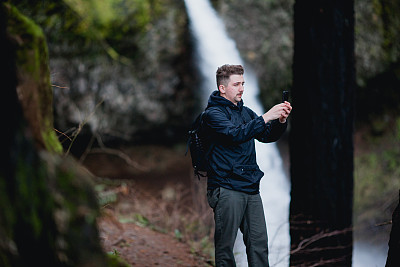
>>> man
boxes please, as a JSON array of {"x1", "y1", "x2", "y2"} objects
[{"x1": 204, "y1": 64, "x2": 292, "y2": 266}]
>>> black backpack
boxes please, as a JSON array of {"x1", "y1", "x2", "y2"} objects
[
  {"x1": 186, "y1": 109, "x2": 214, "y2": 179},
  {"x1": 186, "y1": 106, "x2": 242, "y2": 179}
]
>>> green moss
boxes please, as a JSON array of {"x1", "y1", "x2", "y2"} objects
[
  {"x1": 42, "y1": 123, "x2": 63, "y2": 153},
  {"x1": 396, "y1": 117, "x2": 400, "y2": 140},
  {"x1": 62, "y1": 0, "x2": 161, "y2": 40},
  {"x1": 354, "y1": 115, "x2": 400, "y2": 242},
  {"x1": 372, "y1": 0, "x2": 382, "y2": 16},
  {"x1": 6, "y1": 2, "x2": 63, "y2": 154},
  {"x1": 15, "y1": 154, "x2": 53, "y2": 238},
  {"x1": 106, "y1": 253, "x2": 131, "y2": 267},
  {"x1": 379, "y1": 0, "x2": 400, "y2": 62},
  {"x1": 6, "y1": 4, "x2": 43, "y2": 77}
]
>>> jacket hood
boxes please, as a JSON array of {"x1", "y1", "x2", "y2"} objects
[{"x1": 206, "y1": 90, "x2": 243, "y2": 110}]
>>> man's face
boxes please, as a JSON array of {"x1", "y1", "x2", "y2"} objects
[{"x1": 219, "y1": 74, "x2": 245, "y2": 105}]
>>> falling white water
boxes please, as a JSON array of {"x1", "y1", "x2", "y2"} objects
[{"x1": 184, "y1": 0, "x2": 291, "y2": 266}]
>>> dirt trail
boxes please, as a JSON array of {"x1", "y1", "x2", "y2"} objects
[
  {"x1": 99, "y1": 210, "x2": 208, "y2": 266},
  {"x1": 84, "y1": 145, "x2": 212, "y2": 266}
]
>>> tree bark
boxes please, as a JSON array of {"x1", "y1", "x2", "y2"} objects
[
  {"x1": 289, "y1": 0, "x2": 355, "y2": 266},
  {"x1": 386, "y1": 191, "x2": 400, "y2": 267}
]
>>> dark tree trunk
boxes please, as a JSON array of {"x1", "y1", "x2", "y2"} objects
[
  {"x1": 386, "y1": 191, "x2": 400, "y2": 267},
  {"x1": 289, "y1": 0, "x2": 355, "y2": 266}
]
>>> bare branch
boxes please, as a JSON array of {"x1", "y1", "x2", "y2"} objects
[
  {"x1": 54, "y1": 128, "x2": 72, "y2": 142},
  {"x1": 64, "y1": 100, "x2": 104, "y2": 156},
  {"x1": 51, "y1": 84, "x2": 69, "y2": 89},
  {"x1": 376, "y1": 220, "x2": 392, "y2": 227},
  {"x1": 290, "y1": 228, "x2": 352, "y2": 255},
  {"x1": 86, "y1": 132, "x2": 149, "y2": 172},
  {"x1": 88, "y1": 147, "x2": 149, "y2": 172}
]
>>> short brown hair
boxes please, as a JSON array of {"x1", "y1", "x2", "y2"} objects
[{"x1": 216, "y1": 64, "x2": 244, "y2": 88}]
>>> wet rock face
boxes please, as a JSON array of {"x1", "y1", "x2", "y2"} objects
[
  {"x1": 51, "y1": 52, "x2": 193, "y2": 146},
  {"x1": 50, "y1": 1, "x2": 195, "y2": 146},
  {"x1": 14, "y1": 0, "x2": 196, "y2": 146}
]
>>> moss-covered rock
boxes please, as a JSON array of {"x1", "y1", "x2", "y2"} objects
[
  {"x1": 1, "y1": 4, "x2": 122, "y2": 266},
  {"x1": 5, "y1": 2, "x2": 62, "y2": 153}
]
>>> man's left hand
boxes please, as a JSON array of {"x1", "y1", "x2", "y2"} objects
[{"x1": 279, "y1": 101, "x2": 292, "y2": 123}]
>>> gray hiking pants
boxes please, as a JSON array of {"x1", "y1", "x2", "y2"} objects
[{"x1": 207, "y1": 187, "x2": 269, "y2": 267}]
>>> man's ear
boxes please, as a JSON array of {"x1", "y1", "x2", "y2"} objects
[{"x1": 218, "y1": 84, "x2": 225, "y2": 94}]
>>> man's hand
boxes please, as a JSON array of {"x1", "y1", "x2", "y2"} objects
[{"x1": 262, "y1": 101, "x2": 292, "y2": 123}]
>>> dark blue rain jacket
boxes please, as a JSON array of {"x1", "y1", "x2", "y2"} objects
[{"x1": 204, "y1": 90, "x2": 287, "y2": 194}]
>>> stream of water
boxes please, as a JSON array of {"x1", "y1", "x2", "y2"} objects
[{"x1": 184, "y1": 0, "x2": 387, "y2": 266}]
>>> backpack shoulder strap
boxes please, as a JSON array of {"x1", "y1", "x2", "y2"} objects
[
  {"x1": 200, "y1": 106, "x2": 231, "y2": 163},
  {"x1": 205, "y1": 105, "x2": 232, "y2": 121}
]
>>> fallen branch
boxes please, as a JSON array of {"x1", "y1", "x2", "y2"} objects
[{"x1": 89, "y1": 147, "x2": 148, "y2": 172}]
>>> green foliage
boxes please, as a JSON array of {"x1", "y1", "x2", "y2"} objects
[
  {"x1": 95, "y1": 184, "x2": 118, "y2": 206},
  {"x1": 9, "y1": 0, "x2": 89, "y2": 52},
  {"x1": 61, "y1": 0, "x2": 160, "y2": 61},
  {"x1": 189, "y1": 235, "x2": 215, "y2": 265},
  {"x1": 63, "y1": 0, "x2": 160, "y2": 37},
  {"x1": 379, "y1": 0, "x2": 400, "y2": 62},
  {"x1": 12, "y1": 0, "x2": 183, "y2": 62},
  {"x1": 174, "y1": 228, "x2": 183, "y2": 241},
  {"x1": 133, "y1": 213, "x2": 150, "y2": 227},
  {"x1": 107, "y1": 249, "x2": 131, "y2": 267},
  {"x1": 354, "y1": 150, "x2": 400, "y2": 221},
  {"x1": 397, "y1": 118, "x2": 400, "y2": 140},
  {"x1": 354, "y1": 116, "x2": 400, "y2": 242}
]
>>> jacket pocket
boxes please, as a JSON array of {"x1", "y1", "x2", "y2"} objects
[{"x1": 232, "y1": 164, "x2": 264, "y2": 184}]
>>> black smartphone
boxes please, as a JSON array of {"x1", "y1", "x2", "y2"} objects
[{"x1": 282, "y1": 90, "x2": 289, "y2": 102}]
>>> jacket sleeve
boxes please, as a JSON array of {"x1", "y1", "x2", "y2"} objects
[
  {"x1": 255, "y1": 119, "x2": 287, "y2": 143},
  {"x1": 246, "y1": 107, "x2": 287, "y2": 143},
  {"x1": 204, "y1": 107, "x2": 270, "y2": 144}
]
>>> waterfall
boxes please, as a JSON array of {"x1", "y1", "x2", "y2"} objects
[{"x1": 184, "y1": 0, "x2": 291, "y2": 266}]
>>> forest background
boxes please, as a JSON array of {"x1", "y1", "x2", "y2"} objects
[{"x1": 4, "y1": 0, "x2": 400, "y2": 265}]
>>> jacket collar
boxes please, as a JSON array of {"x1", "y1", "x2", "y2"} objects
[{"x1": 206, "y1": 90, "x2": 243, "y2": 111}]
